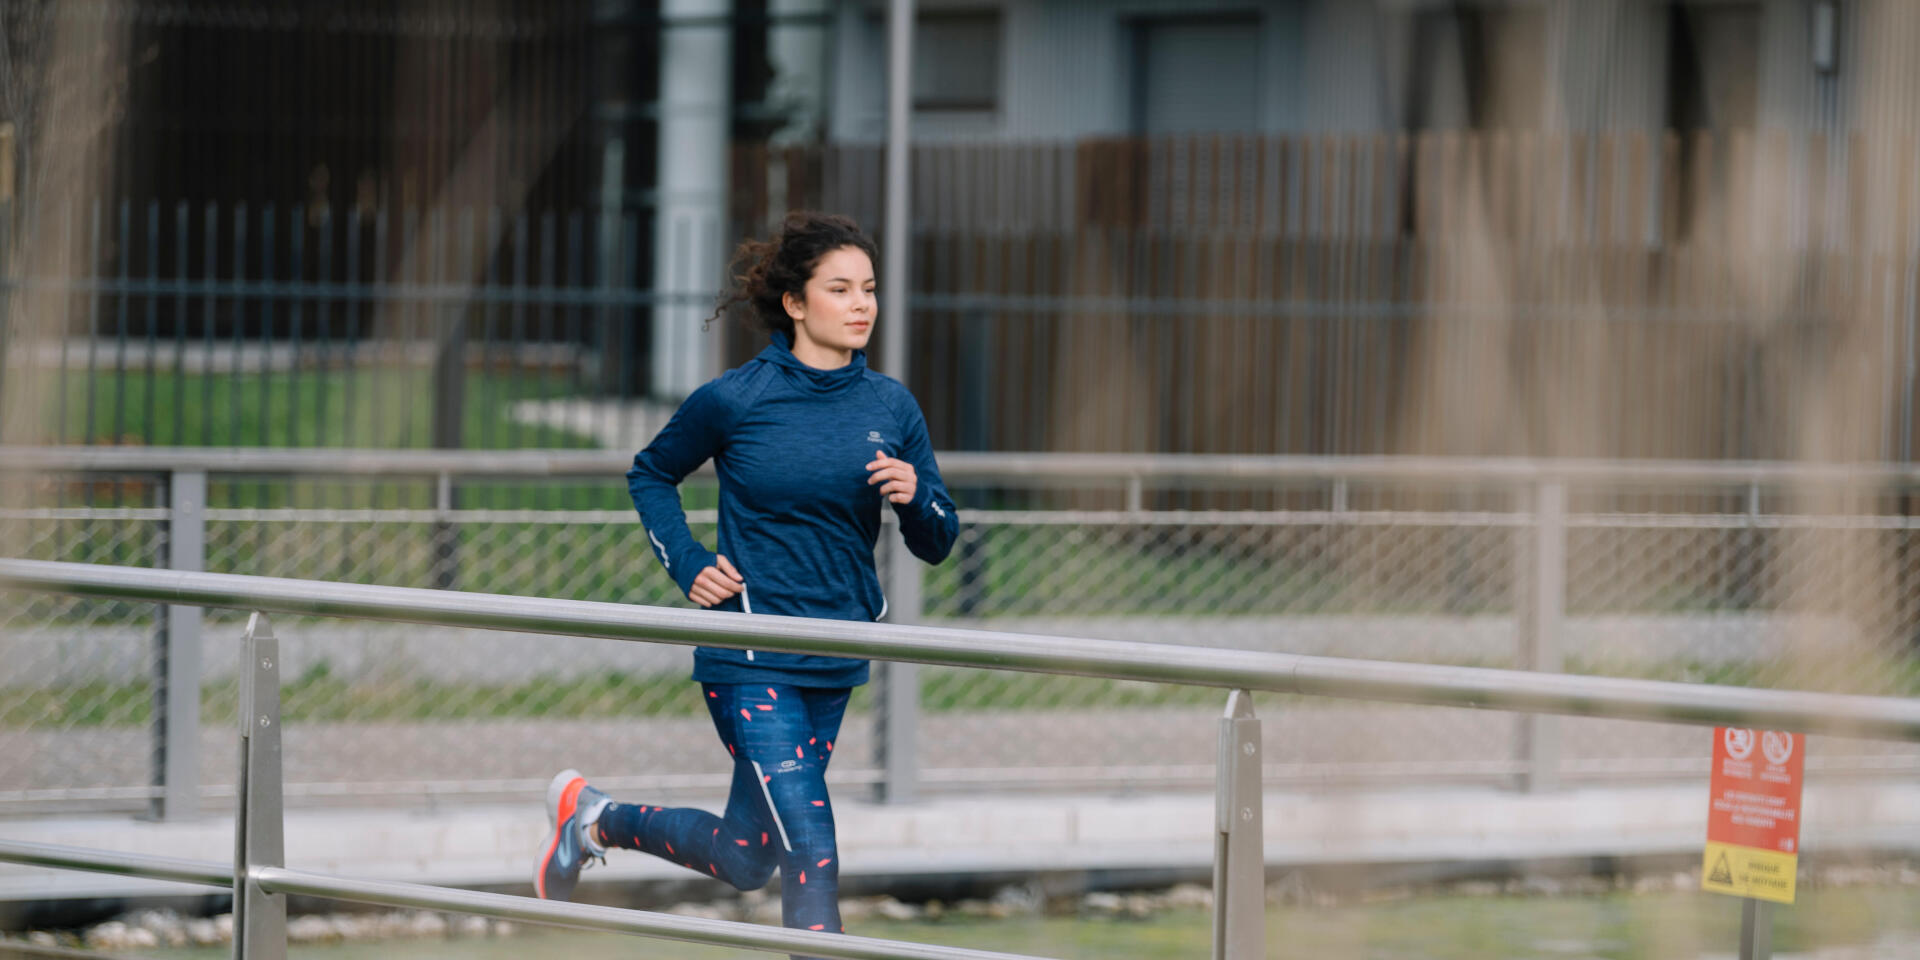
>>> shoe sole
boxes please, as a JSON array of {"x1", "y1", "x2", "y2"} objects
[{"x1": 534, "y1": 769, "x2": 586, "y2": 900}]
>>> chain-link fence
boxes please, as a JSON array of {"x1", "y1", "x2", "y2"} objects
[{"x1": 4, "y1": 456, "x2": 1919, "y2": 814}]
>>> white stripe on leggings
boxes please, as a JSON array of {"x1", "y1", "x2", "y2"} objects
[
  {"x1": 749, "y1": 759, "x2": 793, "y2": 852},
  {"x1": 741, "y1": 586, "x2": 754, "y2": 660}
]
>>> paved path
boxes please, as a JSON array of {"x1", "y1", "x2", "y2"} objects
[{"x1": 4, "y1": 780, "x2": 1918, "y2": 902}]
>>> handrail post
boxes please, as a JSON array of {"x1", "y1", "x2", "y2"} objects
[
  {"x1": 432, "y1": 470, "x2": 457, "y2": 590},
  {"x1": 1212, "y1": 690, "x2": 1264, "y2": 960},
  {"x1": 233, "y1": 612, "x2": 286, "y2": 960},
  {"x1": 875, "y1": 531, "x2": 923, "y2": 804},
  {"x1": 1520, "y1": 480, "x2": 1566, "y2": 793},
  {"x1": 152, "y1": 468, "x2": 205, "y2": 820},
  {"x1": 1738, "y1": 898, "x2": 1772, "y2": 960}
]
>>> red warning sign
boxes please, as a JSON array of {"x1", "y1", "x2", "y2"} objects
[{"x1": 1702, "y1": 726, "x2": 1804, "y2": 904}]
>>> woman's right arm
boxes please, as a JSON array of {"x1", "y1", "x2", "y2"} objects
[{"x1": 626, "y1": 382, "x2": 731, "y2": 601}]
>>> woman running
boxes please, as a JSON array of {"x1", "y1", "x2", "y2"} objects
[{"x1": 535, "y1": 211, "x2": 959, "y2": 949}]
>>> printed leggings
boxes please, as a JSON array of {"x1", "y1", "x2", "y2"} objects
[{"x1": 596, "y1": 682, "x2": 849, "y2": 940}]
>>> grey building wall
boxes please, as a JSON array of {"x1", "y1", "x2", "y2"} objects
[{"x1": 823, "y1": 0, "x2": 1920, "y2": 144}]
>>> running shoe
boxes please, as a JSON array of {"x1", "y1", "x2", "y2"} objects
[{"x1": 534, "y1": 768, "x2": 611, "y2": 901}]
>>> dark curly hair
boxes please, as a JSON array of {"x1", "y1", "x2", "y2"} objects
[{"x1": 706, "y1": 211, "x2": 879, "y2": 338}]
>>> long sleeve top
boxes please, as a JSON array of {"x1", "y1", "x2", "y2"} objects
[{"x1": 626, "y1": 332, "x2": 959, "y2": 687}]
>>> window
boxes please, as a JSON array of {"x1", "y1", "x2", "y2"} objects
[
  {"x1": 1406, "y1": 5, "x2": 1546, "y2": 130},
  {"x1": 1666, "y1": 1, "x2": 1760, "y2": 130},
  {"x1": 1130, "y1": 14, "x2": 1262, "y2": 135},
  {"x1": 913, "y1": 10, "x2": 1002, "y2": 112}
]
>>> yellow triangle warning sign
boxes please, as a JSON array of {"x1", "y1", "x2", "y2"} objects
[{"x1": 1708, "y1": 851, "x2": 1734, "y2": 886}]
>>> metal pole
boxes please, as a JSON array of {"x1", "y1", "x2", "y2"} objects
[
  {"x1": 878, "y1": 1, "x2": 919, "y2": 802},
  {"x1": 433, "y1": 470, "x2": 456, "y2": 590},
  {"x1": 1738, "y1": 898, "x2": 1772, "y2": 960},
  {"x1": 876, "y1": 530, "x2": 924, "y2": 804},
  {"x1": 1211, "y1": 690, "x2": 1264, "y2": 960},
  {"x1": 1521, "y1": 480, "x2": 1565, "y2": 793},
  {"x1": 233, "y1": 612, "x2": 286, "y2": 960},
  {"x1": 880, "y1": 0, "x2": 913, "y2": 380},
  {"x1": 154, "y1": 469, "x2": 206, "y2": 820}
]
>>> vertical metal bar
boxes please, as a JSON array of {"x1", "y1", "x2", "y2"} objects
[
  {"x1": 1212, "y1": 689, "x2": 1264, "y2": 960},
  {"x1": 259, "y1": 205, "x2": 275, "y2": 449},
  {"x1": 434, "y1": 207, "x2": 468, "y2": 451},
  {"x1": 480, "y1": 205, "x2": 501, "y2": 453},
  {"x1": 55, "y1": 200, "x2": 74, "y2": 442},
  {"x1": 83, "y1": 200, "x2": 101, "y2": 444},
  {"x1": 233, "y1": 612, "x2": 286, "y2": 960},
  {"x1": 539, "y1": 212, "x2": 558, "y2": 495},
  {"x1": 0, "y1": 199, "x2": 8, "y2": 409},
  {"x1": 435, "y1": 470, "x2": 456, "y2": 590},
  {"x1": 619, "y1": 212, "x2": 638, "y2": 443},
  {"x1": 315, "y1": 206, "x2": 333, "y2": 450},
  {"x1": 344, "y1": 208, "x2": 363, "y2": 451},
  {"x1": 1522, "y1": 481, "x2": 1567, "y2": 793},
  {"x1": 230, "y1": 204, "x2": 246, "y2": 448},
  {"x1": 200, "y1": 202, "x2": 217, "y2": 447},
  {"x1": 152, "y1": 469, "x2": 206, "y2": 821},
  {"x1": 510, "y1": 213, "x2": 529, "y2": 452},
  {"x1": 287, "y1": 206, "x2": 305, "y2": 448},
  {"x1": 1901, "y1": 256, "x2": 1916, "y2": 463},
  {"x1": 565, "y1": 212, "x2": 584, "y2": 508},
  {"x1": 143, "y1": 201, "x2": 158, "y2": 446},
  {"x1": 881, "y1": 0, "x2": 915, "y2": 381},
  {"x1": 1738, "y1": 898, "x2": 1772, "y2": 960},
  {"x1": 173, "y1": 201, "x2": 189, "y2": 446},
  {"x1": 113, "y1": 200, "x2": 129, "y2": 449},
  {"x1": 876, "y1": 528, "x2": 924, "y2": 804}
]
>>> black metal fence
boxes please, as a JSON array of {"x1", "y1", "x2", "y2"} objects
[{"x1": 5, "y1": 132, "x2": 1920, "y2": 462}]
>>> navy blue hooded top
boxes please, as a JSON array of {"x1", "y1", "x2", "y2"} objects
[{"x1": 626, "y1": 332, "x2": 959, "y2": 688}]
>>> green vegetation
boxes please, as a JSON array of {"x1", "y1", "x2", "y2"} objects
[{"x1": 45, "y1": 368, "x2": 601, "y2": 451}]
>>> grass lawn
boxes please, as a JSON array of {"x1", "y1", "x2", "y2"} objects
[{"x1": 42, "y1": 366, "x2": 602, "y2": 451}]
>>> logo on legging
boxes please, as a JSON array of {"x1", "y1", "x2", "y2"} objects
[{"x1": 779, "y1": 759, "x2": 799, "y2": 771}]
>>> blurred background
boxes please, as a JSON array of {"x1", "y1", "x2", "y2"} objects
[{"x1": 0, "y1": 1, "x2": 1918, "y2": 952}]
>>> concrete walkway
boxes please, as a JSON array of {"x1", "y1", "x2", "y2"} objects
[{"x1": 4, "y1": 781, "x2": 1917, "y2": 903}]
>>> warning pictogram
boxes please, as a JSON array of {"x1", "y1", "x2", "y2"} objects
[{"x1": 1702, "y1": 726, "x2": 1804, "y2": 904}]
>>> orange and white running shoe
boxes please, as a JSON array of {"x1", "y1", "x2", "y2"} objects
[{"x1": 534, "y1": 768, "x2": 611, "y2": 900}]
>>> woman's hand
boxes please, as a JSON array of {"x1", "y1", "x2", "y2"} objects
[
  {"x1": 866, "y1": 451, "x2": 917, "y2": 504},
  {"x1": 688, "y1": 554, "x2": 745, "y2": 608}
]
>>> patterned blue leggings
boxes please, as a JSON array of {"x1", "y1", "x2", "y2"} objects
[{"x1": 596, "y1": 682, "x2": 850, "y2": 939}]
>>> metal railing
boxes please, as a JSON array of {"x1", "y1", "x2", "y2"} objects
[
  {"x1": 9, "y1": 446, "x2": 1920, "y2": 817},
  {"x1": 3, "y1": 558, "x2": 1920, "y2": 959}
]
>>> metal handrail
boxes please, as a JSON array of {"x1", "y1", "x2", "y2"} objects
[
  {"x1": 255, "y1": 865, "x2": 1038, "y2": 960},
  {"x1": 0, "y1": 839, "x2": 232, "y2": 889},
  {"x1": 7, "y1": 444, "x2": 1920, "y2": 487},
  {"x1": 0, "y1": 840, "x2": 1035, "y2": 960},
  {"x1": 4, "y1": 558, "x2": 1918, "y2": 740},
  {"x1": 5, "y1": 559, "x2": 1915, "y2": 960}
]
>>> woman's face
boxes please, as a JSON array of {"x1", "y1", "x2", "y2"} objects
[{"x1": 784, "y1": 245, "x2": 876, "y2": 362}]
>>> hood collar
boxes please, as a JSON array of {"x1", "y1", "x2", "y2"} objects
[{"x1": 758, "y1": 331, "x2": 867, "y2": 393}]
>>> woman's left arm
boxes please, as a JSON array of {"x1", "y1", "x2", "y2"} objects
[{"x1": 881, "y1": 393, "x2": 959, "y2": 565}]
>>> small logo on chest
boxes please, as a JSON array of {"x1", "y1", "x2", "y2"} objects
[{"x1": 866, "y1": 430, "x2": 884, "y2": 443}]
